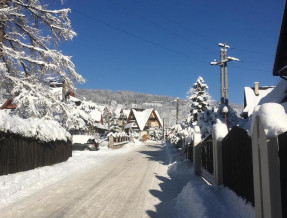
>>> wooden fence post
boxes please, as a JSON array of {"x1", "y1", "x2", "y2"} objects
[
  {"x1": 212, "y1": 131, "x2": 223, "y2": 186},
  {"x1": 109, "y1": 135, "x2": 114, "y2": 149},
  {"x1": 252, "y1": 116, "x2": 282, "y2": 218},
  {"x1": 193, "y1": 127, "x2": 202, "y2": 176}
]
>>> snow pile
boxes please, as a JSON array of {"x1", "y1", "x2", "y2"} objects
[
  {"x1": 252, "y1": 103, "x2": 287, "y2": 137},
  {"x1": 213, "y1": 119, "x2": 228, "y2": 141},
  {"x1": 175, "y1": 181, "x2": 255, "y2": 218},
  {"x1": 165, "y1": 143, "x2": 255, "y2": 218},
  {"x1": 0, "y1": 111, "x2": 70, "y2": 142}
]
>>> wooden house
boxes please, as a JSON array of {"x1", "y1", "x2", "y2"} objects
[
  {"x1": 0, "y1": 98, "x2": 17, "y2": 110},
  {"x1": 125, "y1": 108, "x2": 163, "y2": 137}
]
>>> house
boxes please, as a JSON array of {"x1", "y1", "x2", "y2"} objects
[
  {"x1": 0, "y1": 98, "x2": 17, "y2": 110},
  {"x1": 125, "y1": 108, "x2": 163, "y2": 138},
  {"x1": 241, "y1": 82, "x2": 274, "y2": 119}
]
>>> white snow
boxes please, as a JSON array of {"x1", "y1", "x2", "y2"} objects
[
  {"x1": 72, "y1": 135, "x2": 94, "y2": 144},
  {"x1": 0, "y1": 140, "x2": 144, "y2": 209},
  {"x1": 0, "y1": 110, "x2": 70, "y2": 142},
  {"x1": 252, "y1": 103, "x2": 287, "y2": 137},
  {"x1": 132, "y1": 108, "x2": 154, "y2": 130},
  {"x1": 213, "y1": 119, "x2": 228, "y2": 141},
  {"x1": 243, "y1": 86, "x2": 274, "y2": 117},
  {"x1": 165, "y1": 143, "x2": 255, "y2": 218}
]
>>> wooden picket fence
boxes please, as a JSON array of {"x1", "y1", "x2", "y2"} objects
[
  {"x1": 0, "y1": 131, "x2": 72, "y2": 176},
  {"x1": 222, "y1": 126, "x2": 254, "y2": 205}
]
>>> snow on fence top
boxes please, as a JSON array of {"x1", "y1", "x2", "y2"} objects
[
  {"x1": 252, "y1": 103, "x2": 287, "y2": 137},
  {"x1": 213, "y1": 119, "x2": 228, "y2": 141},
  {"x1": 107, "y1": 132, "x2": 129, "y2": 137},
  {"x1": 0, "y1": 111, "x2": 71, "y2": 142}
]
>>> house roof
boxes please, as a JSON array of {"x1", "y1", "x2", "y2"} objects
[
  {"x1": 0, "y1": 99, "x2": 17, "y2": 110},
  {"x1": 273, "y1": 1, "x2": 287, "y2": 76},
  {"x1": 132, "y1": 108, "x2": 154, "y2": 131},
  {"x1": 90, "y1": 110, "x2": 102, "y2": 123},
  {"x1": 154, "y1": 110, "x2": 163, "y2": 127},
  {"x1": 242, "y1": 86, "x2": 274, "y2": 117}
]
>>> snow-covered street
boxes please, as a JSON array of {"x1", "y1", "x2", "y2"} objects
[{"x1": 0, "y1": 142, "x2": 254, "y2": 218}]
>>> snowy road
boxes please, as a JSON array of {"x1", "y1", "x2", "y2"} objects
[{"x1": 0, "y1": 143, "x2": 179, "y2": 218}]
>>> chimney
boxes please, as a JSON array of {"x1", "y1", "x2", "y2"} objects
[{"x1": 254, "y1": 82, "x2": 259, "y2": 96}]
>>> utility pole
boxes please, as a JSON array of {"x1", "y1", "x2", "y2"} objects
[
  {"x1": 162, "y1": 117, "x2": 165, "y2": 141},
  {"x1": 175, "y1": 97, "x2": 179, "y2": 123},
  {"x1": 210, "y1": 43, "x2": 239, "y2": 106}
]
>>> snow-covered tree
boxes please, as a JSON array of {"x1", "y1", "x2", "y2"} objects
[
  {"x1": 108, "y1": 113, "x2": 121, "y2": 133},
  {"x1": 148, "y1": 127, "x2": 162, "y2": 141},
  {"x1": 0, "y1": 1, "x2": 84, "y2": 124},
  {"x1": 187, "y1": 76, "x2": 211, "y2": 124}
]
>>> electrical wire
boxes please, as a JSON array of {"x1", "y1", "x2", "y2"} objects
[
  {"x1": 106, "y1": 0, "x2": 213, "y2": 51},
  {"x1": 72, "y1": 8, "x2": 208, "y2": 64}
]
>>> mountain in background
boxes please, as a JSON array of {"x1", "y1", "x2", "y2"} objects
[{"x1": 76, "y1": 89, "x2": 244, "y2": 128}]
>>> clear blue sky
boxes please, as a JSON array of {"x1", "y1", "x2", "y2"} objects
[{"x1": 60, "y1": 0, "x2": 285, "y2": 105}]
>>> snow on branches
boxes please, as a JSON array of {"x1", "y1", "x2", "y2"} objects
[
  {"x1": 0, "y1": 0, "x2": 86, "y2": 130},
  {"x1": 0, "y1": 0, "x2": 84, "y2": 88},
  {"x1": 187, "y1": 76, "x2": 211, "y2": 124}
]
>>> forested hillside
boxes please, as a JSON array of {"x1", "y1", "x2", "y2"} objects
[{"x1": 76, "y1": 89, "x2": 243, "y2": 127}]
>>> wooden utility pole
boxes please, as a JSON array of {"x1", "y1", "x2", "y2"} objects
[
  {"x1": 176, "y1": 97, "x2": 179, "y2": 123},
  {"x1": 210, "y1": 43, "x2": 239, "y2": 106}
]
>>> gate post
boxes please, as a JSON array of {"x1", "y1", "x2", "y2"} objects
[
  {"x1": 212, "y1": 121, "x2": 228, "y2": 186},
  {"x1": 108, "y1": 135, "x2": 114, "y2": 149},
  {"x1": 193, "y1": 126, "x2": 202, "y2": 176},
  {"x1": 212, "y1": 132, "x2": 223, "y2": 186},
  {"x1": 252, "y1": 116, "x2": 282, "y2": 218}
]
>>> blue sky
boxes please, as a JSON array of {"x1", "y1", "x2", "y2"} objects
[{"x1": 60, "y1": 0, "x2": 285, "y2": 105}]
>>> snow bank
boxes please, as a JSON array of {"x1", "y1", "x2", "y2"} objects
[
  {"x1": 0, "y1": 139, "x2": 144, "y2": 208},
  {"x1": 0, "y1": 111, "x2": 70, "y2": 142},
  {"x1": 176, "y1": 181, "x2": 255, "y2": 218},
  {"x1": 72, "y1": 135, "x2": 94, "y2": 144},
  {"x1": 213, "y1": 119, "x2": 228, "y2": 141},
  {"x1": 165, "y1": 143, "x2": 254, "y2": 218},
  {"x1": 252, "y1": 103, "x2": 287, "y2": 137}
]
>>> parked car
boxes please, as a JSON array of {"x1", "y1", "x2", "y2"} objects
[{"x1": 72, "y1": 138, "x2": 99, "y2": 151}]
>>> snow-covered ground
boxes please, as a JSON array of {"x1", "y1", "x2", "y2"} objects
[
  {"x1": 166, "y1": 143, "x2": 255, "y2": 218},
  {"x1": 0, "y1": 140, "x2": 144, "y2": 209},
  {"x1": 0, "y1": 140, "x2": 254, "y2": 217}
]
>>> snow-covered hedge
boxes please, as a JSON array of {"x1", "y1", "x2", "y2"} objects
[{"x1": 0, "y1": 111, "x2": 71, "y2": 142}]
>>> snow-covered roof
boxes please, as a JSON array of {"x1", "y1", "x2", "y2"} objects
[
  {"x1": 242, "y1": 86, "x2": 274, "y2": 117},
  {"x1": 90, "y1": 110, "x2": 102, "y2": 123},
  {"x1": 123, "y1": 109, "x2": 130, "y2": 118},
  {"x1": 94, "y1": 123, "x2": 107, "y2": 130},
  {"x1": 132, "y1": 108, "x2": 154, "y2": 130},
  {"x1": 124, "y1": 122, "x2": 137, "y2": 129},
  {"x1": 154, "y1": 110, "x2": 163, "y2": 127},
  {"x1": 259, "y1": 79, "x2": 287, "y2": 104}
]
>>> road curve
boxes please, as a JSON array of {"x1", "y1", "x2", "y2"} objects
[{"x1": 0, "y1": 143, "x2": 178, "y2": 218}]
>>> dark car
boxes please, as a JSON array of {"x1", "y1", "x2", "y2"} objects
[{"x1": 72, "y1": 138, "x2": 99, "y2": 151}]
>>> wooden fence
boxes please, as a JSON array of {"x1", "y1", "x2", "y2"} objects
[
  {"x1": 222, "y1": 126, "x2": 254, "y2": 205},
  {"x1": 0, "y1": 131, "x2": 72, "y2": 176},
  {"x1": 278, "y1": 131, "x2": 287, "y2": 218},
  {"x1": 201, "y1": 134, "x2": 213, "y2": 176}
]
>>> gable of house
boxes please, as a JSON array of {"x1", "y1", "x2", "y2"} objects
[{"x1": 241, "y1": 86, "x2": 274, "y2": 118}]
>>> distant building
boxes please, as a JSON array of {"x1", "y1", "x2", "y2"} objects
[
  {"x1": 125, "y1": 108, "x2": 163, "y2": 138},
  {"x1": 241, "y1": 82, "x2": 274, "y2": 119}
]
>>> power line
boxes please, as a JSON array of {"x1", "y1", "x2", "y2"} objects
[
  {"x1": 132, "y1": 0, "x2": 217, "y2": 45},
  {"x1": 72, "y1": 9, "x2": 208, "y2": 64},
  {"x1": 106, "y1": 0, "x2": 212, "y2": 52}
]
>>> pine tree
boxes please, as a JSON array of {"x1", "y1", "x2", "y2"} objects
[
  {"x1": 108, "y1": 113, "x2": 121, "y2": 133},
  {"x1": 187, "y1": 76, "x2": 210, "y2": 124},
  {"x1": 0, "y1": 1, "x2": 84, "y2": 125}
]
